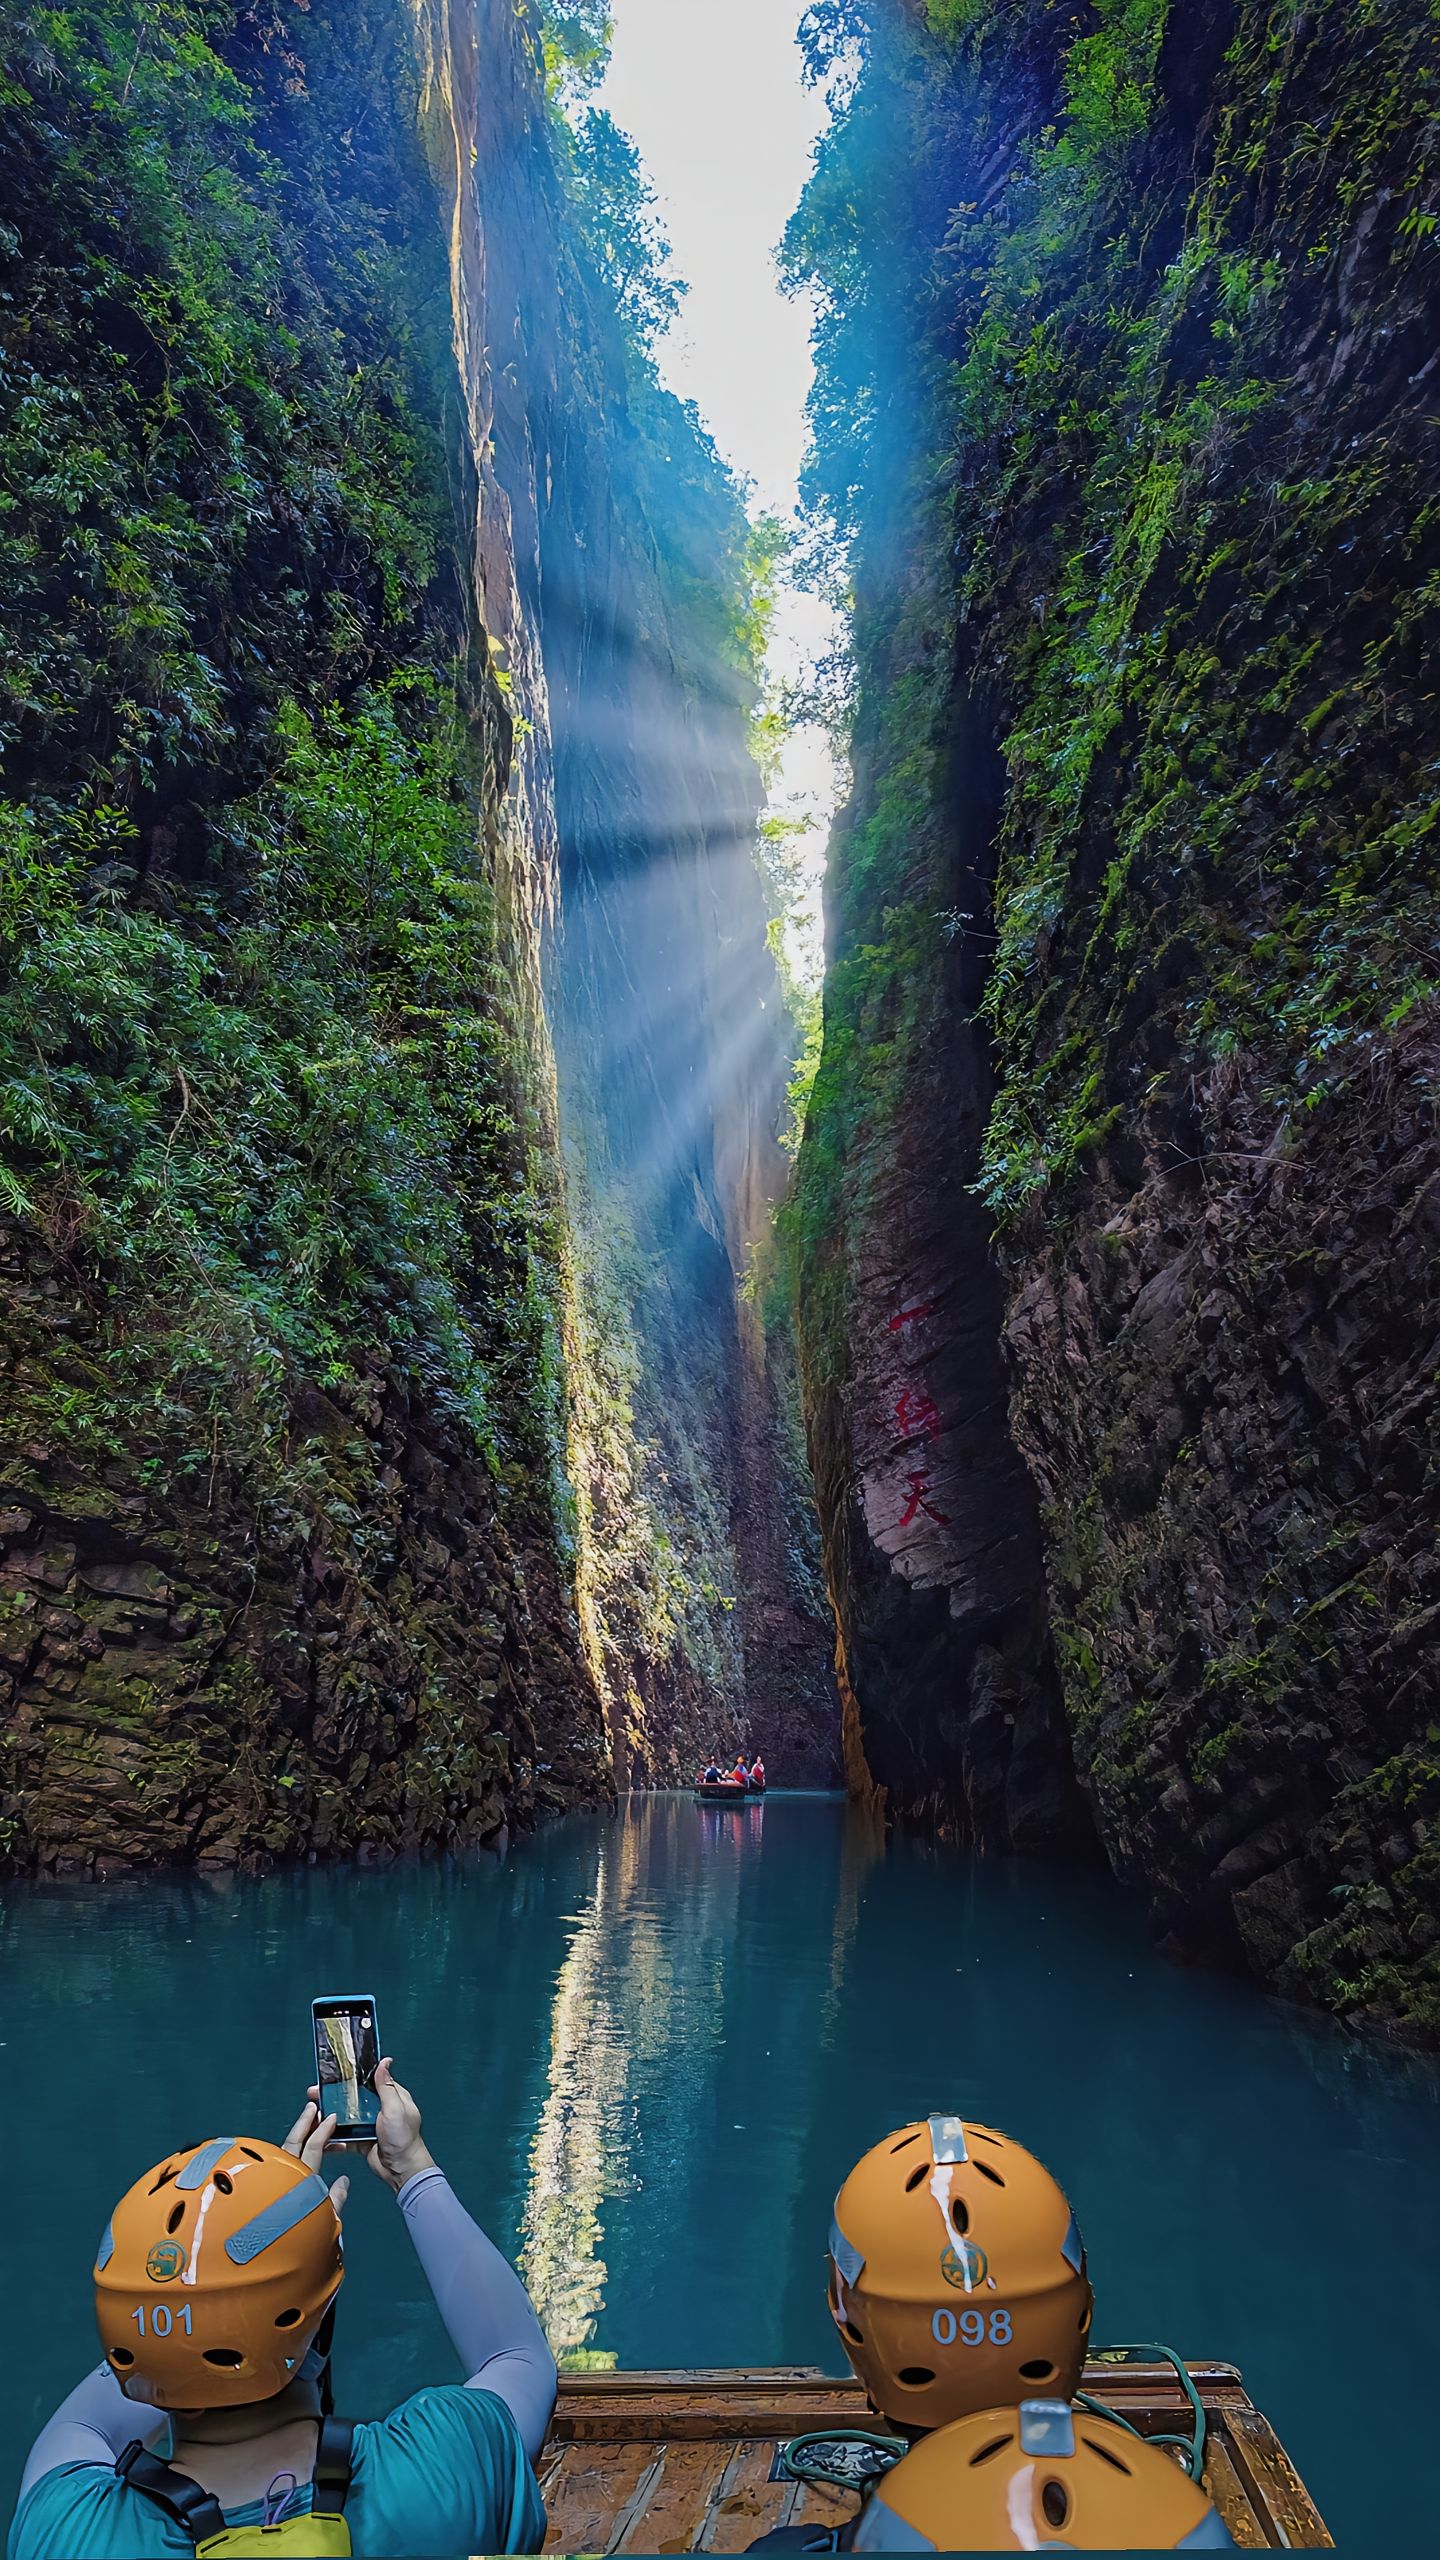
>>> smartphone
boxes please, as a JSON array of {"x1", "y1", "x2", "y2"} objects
[{"x1": 311, "y1": 1991, "x2": 382, "y2": 2144}]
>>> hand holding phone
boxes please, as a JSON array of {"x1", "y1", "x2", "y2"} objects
[{"x1": 311, "y1": 1992, "x2": 382, "y2": 2145}]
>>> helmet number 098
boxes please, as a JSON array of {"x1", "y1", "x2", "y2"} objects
[
  {"x1": 131, "y1": 2303, "x2": 194, "y2": 2337},
  {"x1": 932, "y1": 2306, "x2": 1011, "y2": 2347}
]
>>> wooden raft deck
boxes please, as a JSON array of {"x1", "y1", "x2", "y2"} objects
[{"x1": 540, "y1": 2364, "x2": 1332, "y2": 2552}]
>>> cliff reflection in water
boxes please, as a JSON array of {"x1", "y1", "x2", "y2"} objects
[{"x1": 518, "y1": 1795, "x2": 884, "y2": 2363}]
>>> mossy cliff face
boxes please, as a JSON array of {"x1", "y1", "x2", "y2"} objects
[
  {"x1": 0, "y1": 0, "x2": 827, "y2": 1867},
  {"x1": 789, "y1": 0, "x2": 1440, "y2": 2030}
]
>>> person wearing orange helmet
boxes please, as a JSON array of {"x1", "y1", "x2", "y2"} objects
[
  {"x1": 9, "y1": 2061, "x2": 554, "y2": 2558},
  {"x1": 749, "y1": 2116, "x2": 1234, "y2": 2556},
  {"x1": 746, "y1": 2113, "x2": 1097, "y2": 2553},
  {"x1": 848, "y1": 2396, "x2": 1236, "y2": 2550},
  {"x1": 827, "y1": 2114, "x2": 1093, "y2": 2436}
]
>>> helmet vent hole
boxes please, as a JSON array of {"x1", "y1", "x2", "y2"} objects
[
  {"x1": 975, "y1": 2160, "x2": 1005, "y2": 2187},
  {"x1": 904, "y1": 2164, "x2": 928, "y2": 2192},
  {"x1": 897, "y1": 2367, "x2": 935, "y2": 2388},
  {"x1": 1083, "y1": 2436, "x2": 1132, "y2": 2475},
  {"x1": 212, "y1": 2170, "x2": 234, "y2": 2195},
  {"x1": 203, "y1": 2348, "x2": 245, "y2": 2368},
  {"x1": 972, "y1": 2131, "x2": 1003, "y2": 2147},
  {"x1": 110, "y1": 2349, "x2": 135, "y2": 2368},
  {"x1": 890, "y1": 2132, "x2": 922, "y2": 2155},
  {"x1": 841, "y1": 2321, "x2": 864, "y2": 2345},
  {"x1": 275, "y1": 2307, "x2": 304, "y2": 2328},
  {"x1": 1019, "y1": 2359, "x2": 1055, "y2": 2382},
  {"x1": 240, "y1": 2146, "x2": 264, "y2": 2162},
  {"x1": 1041, "y1": 2481, "x2": 1070, "y2": 2530},
  {"x1": 166, "y1": 2203, "x2": 185, "y2": 2235},
  {"x1": 951, "y1": 2197, "x2": 970, "y2": 2234},
  {"x1": 969, "y1": 2434, "x2": 1011, "y2": 2467},
  {"x1": 1079, "y1": 2303, "x2": 1093, "y2": 2332},
  {"x1": 149, "y1": 2167, "x2": 177, "y2": 2194}
]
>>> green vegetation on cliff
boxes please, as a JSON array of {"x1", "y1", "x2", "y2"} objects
[
  {"x1": 788, "y1": 0, "x2": 1440, "y2": 2030},
  {"x1": 0, "y1": 2, "x2": 561, "y2": 1489}
]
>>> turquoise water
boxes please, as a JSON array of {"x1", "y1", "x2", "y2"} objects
[{"x1": 4, "y1": 1791, "x2": 1436, "y2": 2550}]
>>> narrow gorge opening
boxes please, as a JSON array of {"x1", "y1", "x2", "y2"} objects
[{"x1": 1, "y1": 0, "x2": 1437, "y2": 2022}]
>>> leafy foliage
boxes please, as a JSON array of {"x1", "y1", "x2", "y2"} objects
[
  {"x1": 790, "y1": 0, "x2": 1440, "y2": 1220},
  {"x1": 0, "y1": 1, "x2": 562, "y2": 1492},
  {"x1": 538, "y1": 0, "x2": 613, "y2": 103}
]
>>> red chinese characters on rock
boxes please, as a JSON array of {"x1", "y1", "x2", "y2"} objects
[
  {"x1": 885, "y1": 1288, "x2": 950, "y2": 1535},
  {"x1": 894, "y1": 1384, "x2": 941, "y2": 1445},
  {"x1": 887, "y1": 1299, "x2": 937, "y2": 1333},
  {"x1": 898, "y1": 1471, "x2": 950, "y2": 1529}
]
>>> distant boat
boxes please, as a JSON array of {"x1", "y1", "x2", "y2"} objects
[{"x1": 694, "y1": 1779, "x2": 763, "y2": 1803}]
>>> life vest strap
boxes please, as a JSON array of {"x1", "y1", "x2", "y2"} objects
[
  {"x1": 312, "y1": 2415, "x2": 355, "y2": 2516},
  {"x1": 116, "y1": 2441, "x2": 227, "y2": 2544},
  {"x1": 115, "y1": 2415, "x2": 354, "y2": 2541}
]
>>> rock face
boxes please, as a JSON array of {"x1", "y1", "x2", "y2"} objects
[
  {"x1": 799, "y1": 784, "x2": 1088, "y2": 1852},
  {"x1": 0, "y1": 0, "x2": 834, "y2": 1871},
  {"x1": 0, "y1": 1232, "x2": 598, "y2": 1870},
  {"x1": 788, "y1": 0, "x2": 1440, "y2": 2031}
]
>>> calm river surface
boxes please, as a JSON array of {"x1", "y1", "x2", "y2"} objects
[{"x1": 4, "y1": 1791, "x2": 1436, "y2": 2549}]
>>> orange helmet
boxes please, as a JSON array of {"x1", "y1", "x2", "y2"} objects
[
  {"x1": 828, "y1": 2116, "x2": 1092, "y2": 2430},
  {"x1": 94, "y1": 2135, "x2": 344, "y2": 2409},
  {"x1": 850, "y1": 2399, "x2": 1236, "y2": 2549}
]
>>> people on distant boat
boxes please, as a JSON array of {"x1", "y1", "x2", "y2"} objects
[
  {"x1": 731, "y1": 1755, "x2": 751, "y2": 1786},
  {"x1": 11, "y1": 2065, "x2": 553, "y2": 2558},
  {"x1": 701, "y1": 1761, "x2": 723, "y2": 1784},
  {"x1": 748, "y1": 1756, "x2": 766, "y2": 1789}
]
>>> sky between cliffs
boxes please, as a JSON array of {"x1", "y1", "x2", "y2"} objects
[{"x1": 600, "y1": 0, "x2": 839, "y2": 975}]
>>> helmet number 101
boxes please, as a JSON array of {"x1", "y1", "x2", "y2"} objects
[
  {"x1": 131, "y1": 2303, "x2": 194, "y2": 2337},
  {"x1": 932, "y1": 2306, "x2": 1011, "y2": 2347}
]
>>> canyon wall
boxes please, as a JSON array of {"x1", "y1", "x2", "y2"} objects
[
  {"x1": 0, "y1": 0, "x2": 831, "y2": 1873},
  {"x1": 790, "y1": 0, "x2": 1439, "y2": 2032},
  {"x1": 419, "y1": 0, "x2": 839, "y2": 1782}
]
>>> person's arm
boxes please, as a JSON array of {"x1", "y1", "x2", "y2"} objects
[
  {"x1": 395, "y1": 2168, "x2": 557, "y2": 2458},
  {"x1": 17, "y1": 2365, "x2": 165, "y2": 2498},
  {"x1": 364, "y1": 2060, "x2": 557, "y2": 2464}
]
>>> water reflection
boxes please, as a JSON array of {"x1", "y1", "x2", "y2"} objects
[{"x1": 3, "y1": 1794, "x2": 1437, "y2": 2549}]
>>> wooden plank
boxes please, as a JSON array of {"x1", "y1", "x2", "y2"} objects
[
  {"x1": 1082, "y1": 2361, "x2": 1243, "y2": 2415},
  {"x1": 616, "y1": 2439, "x2": 737, "y2": 2553},
  {"x1": 561, "y1": 2366, "x2": 834, "y2": 2392},
  {"x1": 1224, "y1": 2400, "x2": 1334, "y2": 2548},
  {"x1": 697, "y1": 2440, "x2": 802, "y2": 2553},
  {"x1": 542, "y1": 2438, "x2": 662, "y2": 2554},
  {"x1": 554, "y1": 2383, "x2": 865, "y2": 2442},
  {"x1": 791, "y1": 2477, "x2": 860, "y2": 2538},
  {"x1": 1201, "y1": 2433, "x2": 1269, "y2": 2550}
]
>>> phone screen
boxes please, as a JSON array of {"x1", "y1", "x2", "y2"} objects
[{"x1": 312, "y1": 1995, "x2": 381, "y2": 2139}]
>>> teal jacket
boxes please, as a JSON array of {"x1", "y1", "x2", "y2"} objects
[{"x1": 8, "y1": 2383, "x2": 545, "y2": 2558}]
